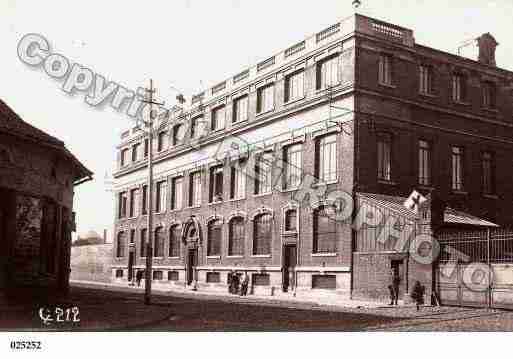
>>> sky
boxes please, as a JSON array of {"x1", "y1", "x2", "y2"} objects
[{"x1": 1, "y1": 0, "x2": 512, "y2": 239}]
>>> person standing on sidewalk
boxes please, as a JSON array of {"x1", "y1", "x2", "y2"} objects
[
  {"x1": 388, "y1": 269, "x2": 400, "y2": 305},
  {"x1": 136, "y1": 270, "x2": 143, "y2": 287},
  {"x1": 240, "y1": 272, "x2": 249, "y2": 296}
]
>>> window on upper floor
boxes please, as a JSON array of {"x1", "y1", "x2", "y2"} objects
[
  {"x1": 129, "y1": 229, "x2": 136, "y2": 244},
  {"x1": 317, "y1": 55, "x2": 340, "y2": 90},
  {"x1": 211, "y1": 106, "x2": 226, "y2": 131},
  {"x1": 157, "y1": 131, "x2": 168, "y2": 152},
  {"x1": 313, "y1": 205, "x2": 337, "y2": 254},
  {"x1": 118, "y1": 191, "x2": 127, "y2": 219},
  {"x1": 228, "y1": 217, "x2": 245, "y2": 256},
  {"x1": 285, "y1": 70, "x2": 305, "y2": 102},
  {"x1": 170, "y1": 176, "x2": 183, "y2": 210},
  {"x1": 190, "y1": 115, "x2": 203, "y2": 139},
  {"x1": 379, "y1": 54, "x2": 393, "y2": 86},
  {"x1": 419, "y1": 65, "x2": 433, "y2": 95},
  {"x1": 173, "y1": 124, "x2": 185, "y2": 146},
  {"x1": 253, "y1": 213, "x2": 272, "y2": 255},
  {"x1": 452, "y1": 74, "x2": 467, "y2": 103},
  {"x1": 189, "y1": 171, "x2": 202, "y2": 207},
  {"x1": 483, "y1": 81, "x2": 496, "y2": 109},
  {"x1": 129, "y1": 188, "x2": 139, "y2": 217},
  {"x1": 209, "y1": 165, "x2": 224, "y2": 202},
  {"x1": 418, "y1": 140, "x2": 432, "y2": 186},
  {"x1": 255, "y1": 151, "x2": 273, "y2": 195},
  {"x1": 120, "y1": 148, "x2": 129, "y2": 167},
  {"x1": 233, "y1": 95, "x2": 249, "y2": 123},
  {"x1": 230, "y1": 160, "x2": 246, "y2": 200},
  {"x1": 207, "y1": 219, "x2": 222, "y2": 256},
  {"x1": 142, "y1": 184, "x2": 148, "y2": 215},
  {"x1": 283, "y1": 143, "x2": 302, "y2": 189},
  {"x1": 482, "y1": 151, "x2": 495, "y2": 195},
  {"x1": 451, "y1": 146, "x2": 464, "y2": 191},
  {"x1": 155, "y1": 180, "x2": 167, "y2": 213},
  {"x1": 315, "y1": 134, "x2": 337, "y2": 183},
  {"x1": 131, "y1": 143, "x2": 140, "y2": 162},
  {"x1": 257, "y1": 84, "x2": 274, "y2": 114},
  {"x1": 116, "y1": 231, "x2": 126, "y2": 258},
  {"x1": 377, "y1": 133, "x2": 392, "y2": 181}
]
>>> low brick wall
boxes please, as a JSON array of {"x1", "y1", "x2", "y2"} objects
[{"x1": 70, "y1": 244, "x2": 112, "y2": 283}]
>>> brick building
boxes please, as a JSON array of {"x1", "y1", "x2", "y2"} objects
[
  {"x1": 0, "y1": 99, "x2": 92, "y2": 297},
  {"x1": 112, "y1": 14, "x2": 513, "y2": 303}
]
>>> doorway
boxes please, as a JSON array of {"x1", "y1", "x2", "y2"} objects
[
  {"x1": 391, "y1": 259, "x2": 405, "y2": 299},
  {"x1": 186, "y1": 248, "x2": 198, "y2": 285},
  {"x1": 282, "y1": 244, "x2": 297, "y2": 292},
  {"x1": 127, "y1": 251, "x2": 135, "y2": 282}
]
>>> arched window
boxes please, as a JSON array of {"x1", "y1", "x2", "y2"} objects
[
  {"x1": 154, "y1": 226, "x2": 165, "y2": 257},
  {"x1": 140, "y1": 228, "x2": 148, "y2": 257},
  {"x1": 284, "y1": 209, "x2": 297, "y2": 232},
  {"x1": 169, "y1": 225, "x2": 181, "y2": 258},
  {"x1": 207, "y1": 220, "x2": 222, "y2": 256},
  {"x1": 173, "y1": 124, "x2": 184, "y2": 146},
  {"x1": 229, "y1": 217, "x2": 245, "y2": 256},
  {"x1": 253, "y1": 214, "x2": 272, "y2": 255},
  {"x1": 313, "y1": 206, "x2": 337, "y2": 254},
  {"x1": 116, "y1": 232, "x2": 126, "y2": 258}
]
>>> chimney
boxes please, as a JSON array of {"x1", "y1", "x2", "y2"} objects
[
  {"x1": 103, "y1": 229, "x2": 107, "y2": 244},
  {"x1": 477, "y1": 33, "x2": 498, "y2": 66}
]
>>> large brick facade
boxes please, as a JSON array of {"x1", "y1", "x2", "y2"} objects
[{"x1": 111, "y1": 14, "x2": 513, "y2": 302}]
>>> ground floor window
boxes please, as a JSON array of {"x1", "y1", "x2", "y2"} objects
[
  {"x1": 312, "y1": 274, "x2": 336, "y2": 289},
  {"x1": 168, "y1": 271, "x2": 179, "y2": 281},
  {"x1": 153, "y1": 270, "x2": 163, "y2": 280},
  {"x1": 252, "y1": 273, "x2": 270, "y2": 286},
  {"x1": 206, "y1": 272, "x2": 221, "y2": 283},
  {"x1": 115, "y1": 269, "x2": 124, "y2": 278}
]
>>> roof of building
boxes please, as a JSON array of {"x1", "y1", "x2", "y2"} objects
[
  {"x1": 357, "y1": 192, "x2": 499, "y2": 227},
  {"x1": 0, "y1": 99, "x2": 93, "y2": 184}
]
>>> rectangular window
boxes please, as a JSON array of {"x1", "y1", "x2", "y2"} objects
[
  {"x1": 211, "y1": 106, "x2": 226, "y2": 131},
  {"x1": 129, "y1": 188, "x2": 139, "y2": 217},
  {"x1": 451, "y1": 146, "x2": 464, "y2": 191},
  {"x1": 171, "y1": 176, "x2": 183, "y2": 210},
  {"x1": 120, "y1": 149, "x2": 128, "y2": 167},
  {"x1": 283, "y1": 143, "x2": 302, "y2": 189},
  {"x1": 252, "y1": 274, "x2": 270, "y2": 286},
  {"x1": 156, "y1": 180, "x2": 167, "y2": 213},
  {"x1": 419, "y1": 65, "x2": 432, "y2": 94},
  {"x1": 230, "y1": 161, "x2": 246, "y2": 199},
  {"x1": 209, "y1": 166, "x2": 224, "y2": 202},
  {"x1": 377, "y1": 133, "x2": 392, "y2": 181},
  {"x1": 233, "y1": 95, "x2": 249, "y2": 123},
  {"x1": 140, "y1": 228, "x2": 147, "y2": 257},
  {"x1": 118, "y1": 191, "x2": 127, "y2": 218},
  {"x1": 482, "y1": 151, "x2": 495, "y2": 195},
  {"x1": 257, "y1": 84, "x2": 274, "y2": 113},
  {"x1": 153, "y1": 271, "x2": 163, "y2": 280},
  {"x1": 285, "y1": 70, "x2": 305, "y2": 102},
  {"x1": 207, "y1": 221, "x2": 222, "y2": 256},
  {"x1": 317, "y1": 55, "x2": 339, "y2": 90},
  {"x1": 131, "y1": 143, "x2": 140, "y2": 162},
  {"x1": 418, "y1": 140, "x2": 431, "y2": 186},
  {"x1": 190, "y1": 116, "x2": 202, "y2": 139},
  {"x1": 115, "y1": 269, "x2": 123, "y2": 278},
  {"x1": 189, "y1": 171, "x2": 202, "y2": 207},
  {"x1": 157, "y1": 131, "x2": 168, "y2": 152},
  {"x1": 312, "y1": 275, "x2": 336, "y2": 289},
  {"x1": 130, "y1": 229, "x2": 136, "y2": 244},
  {"x1": 316, "y1": 134, "x2": 337, "y2": 183},
  {"x1": 483, "y1": 82, "x2": 496, "y2": 109},
  {"x1": 142, "y1": 185, "x2": 148, "y2": 215},
  {"x1": 172, "y1": 124, "x2": 184, "y2": 146},
  {"x1": 206, "y1": 272, "x2": 221, "y2": 283},
  {"x1": 144, "y1": 138, "x2": 149, "y2": 158},
  {"x1": 379, "y1": 54, "x2": 392, "y2": 85},
  {"x1": 452, "y1": 74, "x2": 466, "y2": 102},
  {"x1": 168, "y1": 271, "x2": 179, "y2": 281},
  {"x1": 255, "y1": 152, "x2": 273, "y2": 194}
]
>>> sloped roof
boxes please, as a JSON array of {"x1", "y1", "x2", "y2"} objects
[
  {"x1": 444, "y1": 207, "x2": 499, "y2": 227},
  {"x1": 0, "y1": 99, "x2": 93, "y2": 183}
]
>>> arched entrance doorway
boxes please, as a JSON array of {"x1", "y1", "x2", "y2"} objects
[{"x1": 181, "y1": 217, "x2": 202, "y2": 286}]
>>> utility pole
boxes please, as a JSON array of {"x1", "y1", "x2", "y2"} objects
[{"x1": 141, "y1": 79, "x2": 164, "y2": 305}]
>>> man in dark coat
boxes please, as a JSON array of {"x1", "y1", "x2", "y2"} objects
[
  {"x1": 240, "y1": 272, "x2": 250, "y2": 296},
  {"x1": 136, "y1": 270, "x2": 143, "y2": 287},
  {"x1": 227, "y1": 270, "x2": 233, "y2": 294},
  {"x1": 389, "y1": 269, "x2": 400, "y2": 305}
]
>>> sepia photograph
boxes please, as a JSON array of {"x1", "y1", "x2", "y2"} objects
[{"x1": 1, "y1": 0, "x2": 513, "y2": 356}]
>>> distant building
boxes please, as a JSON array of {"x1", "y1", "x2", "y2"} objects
[
  {"x1": 0, "y1": 99, "x2": 92, "y2": 296},
  {"x1": 73, "y1": 230, "x2": 106, "y2": 247},
  {"x1": 111, "y1": 13, "x2": 513, "y2": 305}
]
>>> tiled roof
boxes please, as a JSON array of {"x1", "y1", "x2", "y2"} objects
[{"x1": 444, "y1": 207, "x2": 499, "y2": 227}]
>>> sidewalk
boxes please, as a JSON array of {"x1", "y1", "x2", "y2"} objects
[{"x1": 71, "y1": 279, "x2": 386, "y2": 310}]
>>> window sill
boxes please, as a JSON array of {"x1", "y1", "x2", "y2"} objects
[
  {"x1": 154, "y1": 211, "x2": 166, "y2": 215},
  {"x1": 451, "y1": 190, "x2": 468, "y2": 195},
  {"x1": 210, "y1": 128, "x2": 226, "y2": 134},
  {"x1": 315, "y1": 84, "x2": 341, "y2": 94},
  {"x1": 483, "y1": 194, "x2": 499, "y2": 200},
  {"x1": 311, "y1": 253, "x2": 337, "y2": 257},
  {"x1": 206, "y1": 256, "x2": 221, "y2": 259},
  {"x1": 227, "y1": 255, "x2": 244, "y2": 259},
  {"x1": 282, "y1": 230, "x2": 298, "y2": 236},
  {"x1": 483, "y1": 107, "x2": 499, "y2": 113},
  {"x1": 452, "y1": 100, "x2": 470, "y2": 106},
  {"x1": 256, "y1": 108, "x2": 275, "y2": 117},
  {"x1": 169, "y1": 208, "x2": 183, "y2": 213},
  {"x1": 419, "y1": 91, "x2": 437, "y2": 98},
  {"x1": 168, "y1": 256, "x2": 180, "y2": 259},
  {"x1": 208, "y1": 201, "x2": 224, "y2": 206},
  {"x1": 228, "y1": 197, "x2": 246, "y2": 203},
  {"x1": 231, "y1": 119, "x2": 249, "y2": 126},
  {"x1": 284, "y1": 96, "x2": 306, "y2": 106},
  {"x1": 254, "y1": 192, "x2": 272, "y2": 198},
  {"x1": 153, "y1": 257, "x2": 164, "y2": 259},
  {"x1": 251, "y1": 254, "x2": 271, "y2": 258},
  {"x1": 185, "y1": 205, "x2": 202, "y2": 209},
  {"x1": 378, "y1": 82, "x2": 396, "y2": 89},
  {"x1": 378, "y1": 179, "x2": 397, "y2": 185}
]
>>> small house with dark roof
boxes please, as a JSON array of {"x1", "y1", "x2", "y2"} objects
[{"x1": 0, "y1": 99, "x2": 92, "y2": 298}]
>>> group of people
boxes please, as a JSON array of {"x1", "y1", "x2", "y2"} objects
[
  {"x1": 388, "y1": 269, "x2": 426, "y2": 311},
  {"x1": 228, "y1": 271, "x2": 250, "y2": 296}
]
